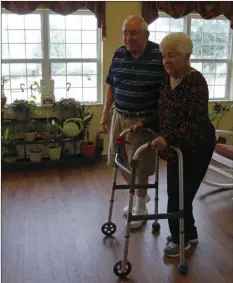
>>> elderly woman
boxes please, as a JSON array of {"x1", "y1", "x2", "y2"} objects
[{"x1": 132, "y1": 32, "x2": 216, "y2": 257}]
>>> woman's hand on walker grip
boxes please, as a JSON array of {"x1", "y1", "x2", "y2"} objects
[
  {"x1": 151, "y1": 136, "x2": 167, "y2": 150},
  {"x1": 130, "y1": 121, "x2": 143, "y2": 132}
]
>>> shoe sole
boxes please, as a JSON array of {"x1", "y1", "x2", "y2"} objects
[
  {"x1": 164, "y1": 243, "x2": 191, "y2": 258},
  {"x1": 166, "y1": 237, "x2": 198, "y2": 244},
  {"x1": 128, "y1": 220, "x2": 146, "y2": 229}
]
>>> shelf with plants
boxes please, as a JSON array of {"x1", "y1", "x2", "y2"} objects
[{"x1": 1, "y1": 98, "x2": 103, "y2": 171}]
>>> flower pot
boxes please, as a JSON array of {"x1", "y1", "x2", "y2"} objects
[
  {"x1": 28, "y1": 149, "x2": 42, "y2": 162},
  {"x1": 24, "y1": 132, "x2": 37, "y2": 142},
  {"x1": 4, "y1": 156, "x2": 17, "y2": 163},
  {"x1": 40, "y1": 132, "x2": 56, "y2": 140},
  {"x1": 48, "y1": 147, "x2": 62, "y2": 160},
  {"x1": 80, "y1": 142, "x2": 96, "y2": 157}
]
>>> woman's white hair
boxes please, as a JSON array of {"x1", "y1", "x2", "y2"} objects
[
  {"x1": 160, "y1": 32, "x2": 193, "y2": 55},
  {"x1": 124, "y1": 14, "x2": 148, "y2": 31}
]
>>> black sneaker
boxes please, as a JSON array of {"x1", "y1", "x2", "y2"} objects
[{"x1": 166, "y1": 234, "x2": 198, "y2": 244}]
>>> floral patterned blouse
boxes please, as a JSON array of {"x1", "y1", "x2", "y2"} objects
[{"x1": 143, "y1": 71, "x2": 216, "y2": 161}]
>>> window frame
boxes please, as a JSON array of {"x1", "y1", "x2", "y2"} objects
[
  {"x1": 2, "y1": 9, "x2": 43, "y2": 103},
  {"x1": 150, "y1": 12, "x2": 233, "y2": 101},
  {"x1": 188, "y1": 14, "x2": 233, "y2": 101},
  {"x1": 2, "y1": 8, "x2": 102, "y2": 105}
]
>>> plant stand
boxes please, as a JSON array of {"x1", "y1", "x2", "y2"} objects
[{"x1": 15, "y1": 111, "x2": 30, "y2": 121}]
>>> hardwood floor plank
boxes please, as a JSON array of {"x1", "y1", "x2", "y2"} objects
[{"x1": 2, "y1": 160, "x2": 233, "y2": 283}]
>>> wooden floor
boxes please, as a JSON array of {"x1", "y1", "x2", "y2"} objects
[{"x1": 2, "y1": 158, "x2": 233, "y2": 283}]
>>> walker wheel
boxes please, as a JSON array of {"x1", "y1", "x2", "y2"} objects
[
  {"x1": 113, "y1": 260, "x2": 132, "y2": 278},
  {"x1": 178, "y1": 264, "x2": 188, "y2": 275},
  {"x1": 152, "y1": 222, "x2": 160, "y2": 232},
  {"x1": 101, "y1": 222, "x2": 117, "y2": 236}
]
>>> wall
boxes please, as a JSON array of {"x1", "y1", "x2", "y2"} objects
[
  {"x1": 100, "y1": 1, "x2": 142, "y2": 152},
  {"x1": 3, "y1": 1, "x2": 233, "y2": 151},
  {"x1": 208, "y1": 102, "x2": 233, "y2": 130}
]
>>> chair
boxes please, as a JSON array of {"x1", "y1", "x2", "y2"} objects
[{"x1": 202, "y1": 130, "x2": 233, "y2": 198}]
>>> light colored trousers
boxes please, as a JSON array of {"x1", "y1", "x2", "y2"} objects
[{"x1": 107, "y1": 110, "x2": 156, "y2": 181}]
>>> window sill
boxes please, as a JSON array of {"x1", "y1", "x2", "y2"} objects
[
  {"x1": 4, "y1": 102, "x2": 104, "y2": 108},
  {"x1": 209, "y1": 100, "x2": 233, "y2": 103}
]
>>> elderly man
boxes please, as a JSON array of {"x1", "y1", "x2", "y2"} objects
[{"x1": 101, "y1": 15, "x2": 165, "y2": 229}]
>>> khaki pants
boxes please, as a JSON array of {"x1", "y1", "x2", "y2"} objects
[{"x1": 107, "y1": 110, "x2": 156, "y2": 181}]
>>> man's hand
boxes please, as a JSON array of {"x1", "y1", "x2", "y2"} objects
[
  {"x1": 100, "y1": 112, "x2": 110, "y2": 134},
  {"x1": 130, "y1": 121, "x2": 143, "y2": 132},
  {"x1": 151, "y1": 136, "x2": 167, "y2": 150}
]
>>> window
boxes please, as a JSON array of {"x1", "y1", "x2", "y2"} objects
[
  {"x1": 149, "y1": 14, "x2": 232, "y2": 100},
  {"x1": 1, "y1": 10, "x2": 101, "y2": 105},
  {"x1": 2, "y1": 13, "x2": 43, "y2": 104}
]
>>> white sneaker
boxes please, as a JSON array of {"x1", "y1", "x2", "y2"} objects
[
  {"x1": 125, "y1": 208, "x2": 148, "y2": 229},
  {"x1": 122, "y1": 194, "x2": 151, "y2": 216}
]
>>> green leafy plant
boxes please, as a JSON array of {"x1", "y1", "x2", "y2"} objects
[
  {"x1": 53, "y1": 98, "x2": 80, "y2": 111},
  {"x1": 44, "y1": 118, "x2": 58, "y2": 134},
  {"x1": 76, "y1": 104, "x2": 93, "y2": 143},
  {"x1": 1, "y1": 128, "x2": 17, "y2": 158},
  {"x1": 209, "y1": 102, "x2": 233, "y2": 129},
  {"x1": 8, "y1": 79, "x2": 40, "y2": 114},
  {"x1": 31, "y1": 80, "x2": 45, "y2": 95},
  {"x1": 9, "y1": 99, "x2": 36, "y2": 114},
  {"x1": 25, "y1": 120, "x2": 37, "y2": 133}
]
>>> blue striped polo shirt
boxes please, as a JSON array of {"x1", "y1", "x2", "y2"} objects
[{"x1": 106, "y1": 40, "x2": 166, "y2": 112}]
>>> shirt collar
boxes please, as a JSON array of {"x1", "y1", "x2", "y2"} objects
[{"x1": 126, "y1": 41, "x2": 150, "y2": 60}]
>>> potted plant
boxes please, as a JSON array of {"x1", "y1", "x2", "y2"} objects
[
  {"x1": 78, "y1": 104, "x2": 96, "y2": 156},
  {"x1": 53, "y1": 98, "x2": 81, "y2": 120},
  {"x1": 9, "y1": 99, "x2": 36, "y2": 121},
  {"x1": 47, "y1": 143, "x2": 62, "y2": 161},
  {"x1": 209, "y1": 102, "x2": 233, "y2": 143},
  {"x1": 24, "y1": 120, "x2": 37, "y2": 142},
  {"x1": 1, "y1": 76, "x2": 9, "y2": 119},
  {"x1": 1, "y1": 128, "x2": 17, "y2": 163},
  {"x1": 40, "y1": 116, "x2": 58, "y2": 140},
  {"x1": 8, "y1": 80, "x2": 39, "y2": 121},
  {"x1": 1, "y1": 92, "x2": 7, "y2": 120},
  {"x1": 28, "y1": 148, "x2": 42, "y2": 162},
  {"x1": 47, "y1": 135, "x2": 63, "y2": 161}
]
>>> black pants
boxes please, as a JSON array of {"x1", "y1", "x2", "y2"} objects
[{"x1": 167, "y1": 149, "x2": 214, "y2": 244}]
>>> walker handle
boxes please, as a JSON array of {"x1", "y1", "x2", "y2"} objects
[{"x1": 118, "y1": 128, "x2": 157, "y2": 138}]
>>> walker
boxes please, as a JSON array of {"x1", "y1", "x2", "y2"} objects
[{"x1": 101, "y1": 128, "x2": 188, "y2": 278}]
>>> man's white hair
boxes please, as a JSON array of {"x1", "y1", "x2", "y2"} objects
[
  {"x1": 160, "y1": 32, "x2": 193, "y2": 55},
  {"x1": 123, "y1": 14, "x2": 148, "y2": 31}
]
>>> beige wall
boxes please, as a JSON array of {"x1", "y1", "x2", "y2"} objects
[
  {"x1": 3, "y1": 2, "x2": 233, "y2": 151},
  {"x1": 100, "y1": 2, "x2": 142, "y2": 152}
]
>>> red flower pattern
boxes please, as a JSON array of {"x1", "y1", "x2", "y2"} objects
[{"x1": 143, "y1": 71, "x2": 216, "y2": 161}]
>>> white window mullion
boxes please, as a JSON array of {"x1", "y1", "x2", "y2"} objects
[
  {"x1": 41, "y1": 10, "x2": 50, "y2": 104},
  {"x1": 96, "y1": 28, "x2": 102, "y2": 103},
  {"x1": 226, "y1": 29, "x2": 233, "y2": 100},
  {"x1": 184, "y1": 15, "x2": 190, "y2": 35}
]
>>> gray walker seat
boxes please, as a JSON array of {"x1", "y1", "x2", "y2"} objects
[{"x1": 101, "y1": 128, "x2": 188, "y2": 278}]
